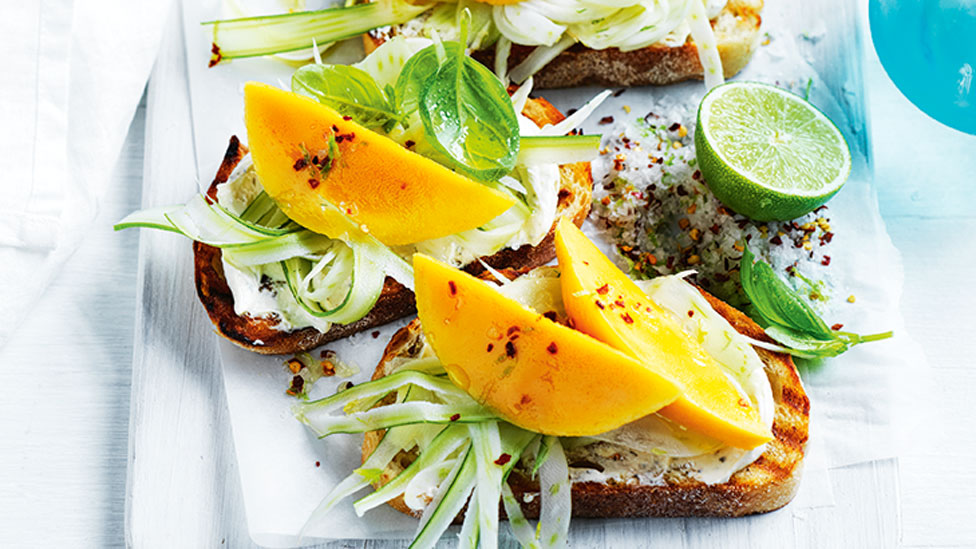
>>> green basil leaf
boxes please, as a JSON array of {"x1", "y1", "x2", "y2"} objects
[
  {"x1": 292, "y1": 64, "x2": 398, "y2": 129},
  {"x1": 394, "y1": 42, "x2": 464, "y2": 116},
  {"x1": 740, "y1": 246, "x2": 835, "y2": 339},
  {"x1": 765, "y1": 325, "x2": 849, "y2": 358},
  {"x1": 418, "y1": 53, "x2": 520, "y2": 181}
]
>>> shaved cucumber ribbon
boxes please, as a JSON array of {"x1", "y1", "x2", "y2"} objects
[
  {"x1": 411, "y1": 446, "x2": 477, "y2": 549},
  {"x1": 203, "y1": 0, "x2": 432, "y2": 62},
  {"x1": 296, "y1": 370, "x2": 497, "y2": 437},
  {"x1": 116, "y1": 192, "x2": 411, "y2": 326},
  {"x1": 518, "y1": 135, "x2": 602, "y2": 166},
  {"x1": 537, "y1": 436, "x2": 571, "y2": 548},
  {"x1": 298, "y1": 370, "x2": 473, "y2": 419},
  {"x1": 308, "y1": 401, "x2": 497, "y2": 436},
  {"x1": 223, "y1": 0, "x2": 337, "y2": 62},
  {"x1": 222, "y1": 231, "x2": 335, "y2": 267},
  {"x1": 281, "y1": 239, "x2": 384, "y2": 325},
  {"x1": 116, "y1": 193, "x2": 294, "y2": 245},
  {"x1": 353, "y1": 424, "x2": 470, "y2": 516},
  {"x1": 298, "y1": 425, "x2": 422, "y2": 540},
  {"x1": 295, "y1": 359, "x2": 553, "y2": 548},
  {"x1": 501, "y1": 482, "x2": 539, "y2": 548},
  {"x1": 469, "y1": 422, "x2": 504, "y2": 549}
]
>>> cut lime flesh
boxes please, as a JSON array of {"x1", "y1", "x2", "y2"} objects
[{"x1": 695, "y1": 82, "x2": 851, "y2": 221}]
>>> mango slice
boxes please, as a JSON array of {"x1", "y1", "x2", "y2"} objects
[
  {"x1": 243, "y1": 82, "x2": 515, "y2": 245},
  {"x1": 414, "y1": 254, "x2": 681, "y2": 436},
  {"x1": 554, "y1": 218, "x2": 772, "y2": 450}
]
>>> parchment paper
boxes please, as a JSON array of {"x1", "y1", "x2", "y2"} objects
[{"x1": 180, "y1": 0, "x2": 930, "y2": 545}]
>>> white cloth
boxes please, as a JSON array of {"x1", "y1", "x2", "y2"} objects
[{"x1": 0, "y1": 0, "x2": 172, "y2": 346}]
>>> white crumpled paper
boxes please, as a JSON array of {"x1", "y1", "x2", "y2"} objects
[
  {"x1": 0, "y1": 0, "x2": 172, "y2": 346},
  {"x1": 179, "y1": 0, "x2": 928, "y2": 545}
]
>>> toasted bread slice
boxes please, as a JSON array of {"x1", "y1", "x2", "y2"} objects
[
  {"x1": 363, "y1": 286, "x2": 809, "y2": 519},
  {"x1": 365, "y1": 0, "x2": 763, "y2": 88},
  {"x1": 193, "y1": 97, "x2": 593, "y2": 355}
]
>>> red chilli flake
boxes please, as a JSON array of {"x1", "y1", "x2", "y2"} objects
[
  {"x1": 831, "y1": 323, "x2": 844, "y2": 331},
  {"x1": 494, "y1": 453, "x2": 512, "y2": 466},
  {"x1": 770, "y1": 235, "x2": 783, "y2": 246},
  {"x1": 208, "y1": 43, "x2": 223, "y2": 67},
  {"x1": 821, "y1": 255, "x2": 832, "y2": 266},
  {"x1": 486, "y1": 343, "x2": 494, "y2": 353},
  {"x1": 448, "y1": 281, "x2": 457, "y2": 296},
  {"x1": 621, "y1": 313, "x2": 634, "y2": 324},
  {"x1": 371, "y1": 330, "x2": 380, "y2": 339},
  {"x1": 308, "y1": 178, "x2": 320, "y2": 189},
  {"x1": 547, "y1": 342, "x2": 558, "y2": 355},
  {"x1": 543, "y1": 311, "x2": 557, "y2": 322},
  {"x1": 688, "y1": 310, "x2": 695, "y2": 317},
  {"x1": 507, "y1": 326, "x2": 521, "y2": 336},
  {"x1": 614, "y1": 299, "x2": 625, "y2": 308},
  {"x1": 450, "y1": 414, "x2": 461, "y2": 422},
  {"x1": 599, "y1": 116, "x2": 614, "y2": 125},
  {"x1": 293, "y1": 157, "x2": 307, "y2": 171},
  {"x1": 596, "y1": 284, "x2": 610, "y2": 295},
  {"x1": 315, "y1": 461, "x2": 321, "y2": 467},
  {"x1": 505, "y1": 341, "x2": 517, "y2": 358},
  {"x1": 405, "y1": 140, "x2": 415, "y2": 148},
  {"x1": 595, "y1": 300, "x2": 605, "y2": 310},
  {"x1": 342, "y1": 115, "x2": 352, "y2": 121}
]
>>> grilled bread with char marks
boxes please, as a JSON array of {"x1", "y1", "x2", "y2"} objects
[
  {"x1": 363, "y1": 286, "x2": 808, "y2": 519},
  {"x1": 366, "y1": 0, "x2": 763, "y2": 89},
  {"x1": 194, "y1": 96, "x2": 593, "y2": 354}
]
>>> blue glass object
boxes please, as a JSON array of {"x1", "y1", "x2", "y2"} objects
[{"x1": 869, "y1": 0, "x2": 976, "y2": 134}]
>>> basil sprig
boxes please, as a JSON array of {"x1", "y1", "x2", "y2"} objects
[
  {"x1": 290, "y1": 12, "x2": 521, "y2": 182},
  {"x1": 292, "y1": 64, "x2": 400, "y2": 130},
  {"x1": 416, "y1": 15, "x2": 520, "y2": 181},
  {"x1": 740, "y1": 246, "x2": 892, "y2": 359}
]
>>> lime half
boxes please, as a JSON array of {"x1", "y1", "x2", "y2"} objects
[{"x1": 695, "y1": 82, "x2": 851, "y2": 221}]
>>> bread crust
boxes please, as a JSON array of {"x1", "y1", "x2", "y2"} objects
[
  {"x1": 363, "y1": 287, "x2": 809, "y2": 519},
  {"x1": 193, "y1": 98, "x2": 593, "y2": 355},
  {"x1": 366, "y1": 0, "x2": 763, "y2": 88}
]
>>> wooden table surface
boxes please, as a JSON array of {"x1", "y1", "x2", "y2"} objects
[{"x1": 1, "y1": 3, "x2": 973, "y2": 548}]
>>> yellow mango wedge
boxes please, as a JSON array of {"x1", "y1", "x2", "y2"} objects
[
  {"x1": 243, "y1": 82, "x2": 515, "y2": 245},
  {"x1": 554, "y1": 218, "x2": 772, "y2": 450},
  {"x1": 414, "y1": 254, "x2": 681, "y2": 437}
]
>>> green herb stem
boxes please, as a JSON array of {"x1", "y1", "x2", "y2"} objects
[{"x1": 838, "y1": 330, "x2": 895, "y2": 344}]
